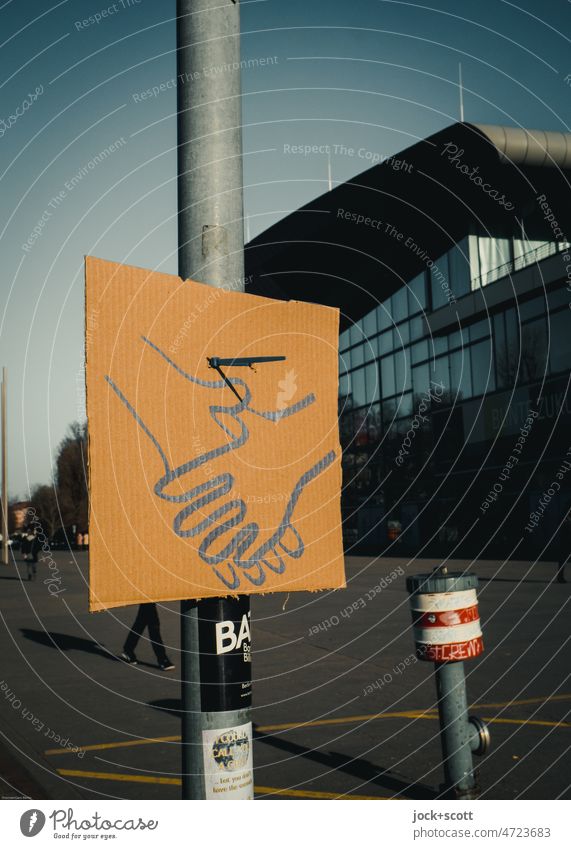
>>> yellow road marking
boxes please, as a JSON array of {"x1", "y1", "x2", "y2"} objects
[
  {"x1": 45, "y1": 735, "x2": 180, "y2": 757},
  {"x1": 57, "y1": 770, "x2": 386, "y2": 799},
  {"x1": 254, "y1": 786, "x2": 390, "y2": 800},
  {"x1": 58, "y1": 769, "x2": 180, "y2": 786},
  {"x1": 472, "y1": 694, "x2": 571, "y2": 710},
  {"x1": 46, "y1": 693, "x2": 571, "y2": 757}
]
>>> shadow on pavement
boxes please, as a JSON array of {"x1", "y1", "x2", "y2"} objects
[
  {"x1": 146, "y1": 699, "x2": 436, "y2": 799},
  {"x1": 253, "y1": 725, "x2": 437, "y2": 800},
  {"x1": 20, "y1": 629, "x2": 119, "y2": 661}
]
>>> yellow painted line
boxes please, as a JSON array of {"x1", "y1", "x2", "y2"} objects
[
  {"x1": 58, "y1": 769, "x2": 180, "y2": 786},
  {"x1": 254, "y1": 786, "x2": 390, "y2": 800},
  {"x1": 57, "y1": 770, "x2": 386, "y2": 799},
  {"x1": 472, "y1": 694, "x2": 571, "y2": 710},
  {"x1": 257, "y1": 710, "x2": 433, "y2": 733},
  {"x1": 45, "y1": 735, "x2": 180, "y2": 757},
  {"x1": 47, "y1": 694, "x2": 571, "y2": 758},
  {"x1": 481, "y1": 717, "x2": 570, "y2": 729}
]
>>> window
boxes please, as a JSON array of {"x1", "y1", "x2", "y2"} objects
[
  {"x1": 447, "y1": 238, "x2": 472, "y2": 299},
  {"x1": 429, "y1": 356, "x2": 450, "y2": 392},
  {"x1": 449, "y1": 350, "x2": 472, "y2": 399},
  {"x1": 433, "y1": 335, "x2": 448, "y2": 355},
  {"x1": 411, "y1": 340, "x2": 429, "y2": 364},
  {"x1": 396, "y1": 392, "x2": 413, "y2": 418},
  {"x1": 395, "y1": 347, "x2": 412, "y2": 392},
  {"x1": 521, "y1": 318, "x2": 547, "y2": 382},
  {"x1": 409, "y1": 315, "x2": 424, "y2": 340},
  {"x1": 493, "y1": 313, "x2": 509, "y2": 389},
  {"x1": 363, "y1": 309, "x2": 377, "y2": 340},
  {"x1": 412, "y1": 363, "x2": 430, "y2": 399},
  {"x1": 395, "y1": 322, "x2": 410, "y2": 346},
  {"x1": 365, "y1": 362, "x2": 380, "y2": 403},
  {"x1": 408, "y1": 272, "x2": 427, "y2": 312},
  {"x1": 430, "y1": 251, "x2": 451, "y2": 310},
  {"x1": 380, "y1": 330, "x2": 393, "y2": 354},
  {"x1": 339, "y1": 328, "x2": 351, "y2": 351},
  {"x1": 392, "y1": 288, "x2": 407, "y2": 323},
  {"x1": 350, "y1": 323, "x2": 363, "y2": 346},
  {"x1": 363, "y1": 336, "x2": 379, "y2": 361},
  {"x1": 351, "y1": 367, "x2": 367, "y2": 407},
  {"x1": 378, "y1": 303, "x2": 391, "y2": 331},
  {"x1": 381, "y1": 356, "x2": 396, "y2": 398},
  {"x1": 351, "y1": 344, "x2": 365, "y2": 368},
  {"x1": 471, "y1": 339, "x2": 496, "y2": 395},
  {"x1": 549, "y1": 310, "x2": 571, "y2": 374},
  {"x1": 339, "y1": 373, "x2": 350, "y2": 399},
  {"x1": 469, "y1": 319, "x2": 490, "y2": 342}
]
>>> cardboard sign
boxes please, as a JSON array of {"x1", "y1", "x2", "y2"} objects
[{"x1": 86, "y1": 257, "x2": 344, "y2": 611}]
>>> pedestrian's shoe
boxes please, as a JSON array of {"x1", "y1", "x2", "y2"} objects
[
  {"x1": 159, "y1": 658, "x2": 175, "y2": 671},
  {"x1": 120, "y1": 651, "x2": 138, "y2": 665}
]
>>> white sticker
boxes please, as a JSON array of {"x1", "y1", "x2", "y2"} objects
[{"x1": 202, "y1": 721, "x2": 254, "y2": 800}]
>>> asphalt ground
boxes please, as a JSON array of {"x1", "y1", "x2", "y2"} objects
[{"x1": 0, "y1": 550, "x2": 569, "y2": 801}]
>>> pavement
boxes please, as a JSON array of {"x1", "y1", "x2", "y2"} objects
[{"x1": 0, "y1": 550, "x2": 569, "y2": 800}]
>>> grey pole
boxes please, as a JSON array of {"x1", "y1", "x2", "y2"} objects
[
  {"x1": 176, "y1": 0, "x2": 252, "y2": 800},
  {"x1": 1, "y1": 368, "x2": 8, "y2": 566}
]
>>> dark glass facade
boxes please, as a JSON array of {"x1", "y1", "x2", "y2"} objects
[{"x1": 339, "y1": 234, "x2": 571, "y2": 559}]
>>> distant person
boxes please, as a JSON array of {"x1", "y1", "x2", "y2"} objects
[
  {"x1": 121, "y1": 603, "x2": 175, "y2": 671},
  {"x1": 556, "y1": 508, "x2": 571, "y2": 584}
]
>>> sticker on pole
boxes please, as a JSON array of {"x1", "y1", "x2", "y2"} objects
[
  {"x1": 202, "y1": 722, "x2": 254, "y2": 800},
  {"x1": 85, "y1": 257, "x2": 345, "y2": 610}
]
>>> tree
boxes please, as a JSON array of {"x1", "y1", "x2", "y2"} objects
[
  {"x1": 29, "y1": 484, "x2": 61, "y2": 538},
  {"x1": 54, "y1": 421, "x2": 88, "y2": 532}
]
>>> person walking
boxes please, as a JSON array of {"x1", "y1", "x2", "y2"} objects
[
  {"x1": 121, "y1": 603, "x2": 175, "y2": 670},
  {"x1": 556, "y1": 508, "x2": 571, "y2": 584}
]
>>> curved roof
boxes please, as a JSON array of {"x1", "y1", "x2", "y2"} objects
[{"x1": 245, "y1": 122, "x2": 571, "y2": 327}]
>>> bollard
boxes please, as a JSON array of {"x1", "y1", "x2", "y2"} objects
[{"x1": 406, "y1": 569, "x2": 490, "y2": 799}]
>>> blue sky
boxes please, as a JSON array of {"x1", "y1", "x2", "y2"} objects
[{"x1": 1, "y1": 0, "x2": 570, "y2": 497}]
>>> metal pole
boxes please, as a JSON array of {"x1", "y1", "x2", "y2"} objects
[
  {"x1": 435, "y1": 661, "x2": 478, "y2": 798},
  {"x1": 1, "y1": 367, "x2": 8, "y2": 566},
  {"x1": 177, "y1": 0, "x2": 252, "y2": 800}
]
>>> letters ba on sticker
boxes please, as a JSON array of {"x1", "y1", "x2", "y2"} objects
[{"x1": 86, "y1": 257, "x2": 345, "y2": 611}]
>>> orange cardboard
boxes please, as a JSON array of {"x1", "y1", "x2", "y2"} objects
[{"x1": 85, "y1": 257, "x2": 345, "y2": 611}]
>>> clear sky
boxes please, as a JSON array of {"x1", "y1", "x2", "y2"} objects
[{"x1": 1, "y1": 0, "x2": 570, "y2": 498}]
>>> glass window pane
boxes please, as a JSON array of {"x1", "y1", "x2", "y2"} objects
[
  {"x1": 448, "y1": 237, "x2": 471, "y2": 299},
  {"x1": 381, "y1": 356, "x2": 396, "y2": 398},
  {"x1": 549, "y1": 310, "x2": 571, "y2": 373},
  {"x1": 396, "y1": 392, "x2": 413, "y2": 418},
  {"x1": 521, "y1": 318, "x2": 548, "y2": 382},
  {"x1": 351, "y1": 344, "x2": 364, "y2": 368},
  {"x1": 350, "y1": 323, "x2": 362, "y2": 346},
  {"x1": 395, "y1": 348, "x2": 412, "y2": 392},
  {"x1": 477, "y1": 236, "x2": 511, "y2": 285},
  {"x1": 408, "y1": 272, "x2": 427, "y2": 312},
  {"x1": 429, "y1": 356, "x2": 449, "y2": 392},
  {"x1": 433, "y1": 335, "x2": 448, "y2": 355},
  {"x1": 365, "y1": 362, "x2": 380, "y2": 403},
  {"x1": 363, "y1": 336, "x2": 378, "y2": 361},
  {"x1": 469, "y1": 319, "x2": 490, "y2": 342},
  {"x1": 363, "y1": 309, "x2": 377, "y2": 340},
  {"x1": 449, "y1": 350, "x2": 472, "y2": 399},
  {"x1": 409, "y1": 315, "x2": 424, "y2": 341},
  {"x1": 392, "y1": 287, "x2": 407, "y2": 322},
  {"x1": 471, "y1": 339, "x2": 496, "y2": 395},
  {"x1": 430, "y1": 251, "x2": 451, "y2": 310},
  {"x1": 351, "y1": 367, "x2": 367, "y2": 407},
  {"x1": 339, "y1": 328, "x2": 351, "y2": 351},
  {"x1": 448, "y1": 330, "x2": 462, "y2": 350},
  {"x1": 411, "y1": 339, "x2": 428, "y2": 364},
  {"x1": 412, "y1": 363, "x2": 429, "y2": 399},
  {"x1": 378, "y1": 303, "x2": 391, "y2": 331},
  {"x1": 380, "y1": 329, "x2": 393, "y2": 355},
  {"x1": 395, "y1": 322, "x2": 410, "y2": 346}
]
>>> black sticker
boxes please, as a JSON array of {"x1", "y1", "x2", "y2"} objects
[{"x1": 199, "y1": 596, "x2": 252, "y2": 712}]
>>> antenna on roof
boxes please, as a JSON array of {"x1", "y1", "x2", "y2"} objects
[{"x1": 459, "y1": 62, "x2": 465, "y2": 122}]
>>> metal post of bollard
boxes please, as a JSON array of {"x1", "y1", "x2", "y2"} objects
[{"x1": 406, "y1": 568, "x2": 490, "y2": 799}]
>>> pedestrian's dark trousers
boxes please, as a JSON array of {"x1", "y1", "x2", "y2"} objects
[{"x1": 124, "y1": 603, "x2": 168, "y2": 663}]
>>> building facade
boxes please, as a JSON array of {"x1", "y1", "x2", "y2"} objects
[{"x1": 246, "y1": 122, "x2": 571, "y2": 560}]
